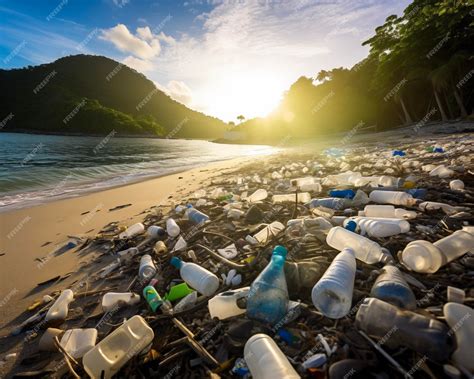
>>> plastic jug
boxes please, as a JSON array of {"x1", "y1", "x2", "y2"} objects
[
  {"x1": 247, "y1": 189, "x2": 268, "y2": 202},
  {"x1": 83, "y1": 315, "x2": 154, "y2": 379},
  {"x1": 443, "y1": 303, "x2": 474, "y2": 373},
  {"x1": 101, "y1": 292, "x2": 140, "y2": 312},
  {"x1": 449, "y1": 179, "x2": 464, "y2": 190},
  {"x1": 45, "y1": 289, "x2": 74, "y2": 324},
  {"x1": 208, "y1": 287, "x2": 249, "y2": 320},
  {"x1": 170, "y1": 257, "x2": 220, "y2": 297},
  {"x1": 326, "y1": 227, "x2": 387, "y2": 264},
  {"x1": 166, "y1": 218, "x2": 180, "y2": 237},
  {"x1": 60, "y1": 328, "x2": 98, "y2": 359},
  {"x1": 244, "y1": 334, "x2": 300, "y2": 379},
  {"x1": 329, "y1": 189, "x2": 356, "y2": 199},
  {"x1": 119, "y1": 223, "x2": 145, "y2": 239},
  {"x1": 147, "y1": 225, "x2": 166, "y2": 239},
  {"x1": 401, "y1": 230, "x2": 474, "y2": 273},
  {"x1": 369, "y1": 190, "x2": 415, "y2": 206},
  {"x1": 370, "y1": 265, "x2": 416, "y2": 309},
  {"x1": 362, "y1": 205, "x2": 417, "y2": 219},
  {"x1": 272, "y1": 193, "x2": 311, "y2": 204},
  {"x1": 356, "y1": 298, "x2": 453, "y2": 361},
  {"x1": 246, "y1": 246, "x2": 289, "y2": 325},
  {"x1": 311, "y1": 248, "x2": 356, "y2": 319},
  {"x1": 185, "y1": 207, "x2": 210, "y2": 224},
  {"x1": 247, "y1": 221, "x2": 285, "y2": 245},
  {"x1": 139, "y1": 254, "x2": 157, "y2": 280}
]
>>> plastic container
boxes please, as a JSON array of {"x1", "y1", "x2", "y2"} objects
[
  {"x1": 308, "y1": 198, "x2": 347, "y2": 210},
  {"x1": 246, "y1": 246, "x2": 289, "y2": 325},
  {"x1": 346, "y1": 217, "x2": 410, "y2": 238},
  {"x1": 139, "y1": 255, "x2": 157, "y2": 280},
  {"x1": 449, "y1": 179, "x2": 464, "y2": 190},
  {"x1": 247, "y1": 221, "x2": 285, "y2": 245},
  {"x1": 369, "y1": 190, "x2": 415, "y2": 206},
  {"x1": 164, "y1": 282, "x2": 194, "y2": 301},
  {"x1": 443, "y1": 303, "x2": 474, "y2": 373},
  {"x1": 370, "y1": 265, "x2": 416, "y2": 309},
  {"x1": 244, "y1": 334, "x2": 300, "y2": 379},
  {"x1": 329, "y1": 189, "x2": 356, "y2": 199},
  {"x1": 247, "y1": 189, "x2": 268, "y2": 202},
  {"x1": 285, "y1": 217, "x2": 332, "y2": 238},
  {"x1": 60, "y1": 328, "x2": 98, "y2": 359},
  {"x1": 228, "y1": 208, "x2": 245, "y2": 220},
  {"x1": 356, "y1": 298, "x2": 453, "y2": 361},
  {"x1": 326, "y1": 227, "x2": 386, "y2": 264},
  {"x1": 143, "y1": 285, "x2": 164, "y2": 312},
  {"x1": 429, "y1": 165, "x2": 454, "y2": 178},
  {"x1": 363, "y1": 204, "x2": 417, "y2": 219},
  {"x1": 102, "y1": 292, "x2": 140, "y2": 312},
  {"x1": 170, "y1": 257, "x2": 220, "y2": 297},
  {"x1": 185, "y1": 207, "x2": 210, "y2": 224},
  {"x1": 208, "y1": 287, "x2": 249, "y2": 320},
  {"x1": 83, "y1": 315, "x2": 154, "y2": 379},
  {"x1": 311, "y1": 248, "x2": 356, "y2": 319},
  {"x1": 272, "y1": 193, "x2": 311, "y2": 204},
  {"x1": 147, "y1": 225, "x2": 166, "y2": 239},
  {"x1": 166, "y1": 218, "x2": 180, "y2": 237},
  {"x1": 119, "y1": 223, "x2": 145, "y2": 239},
  {"x1": 116, "y1": 247, "x2": 139, "y2": 262},
  {"x1": 401, "y1": 230, "x2": 474, "y2": 273},
  {"x1": 45, "y1": 289, "x2": 74, "y2": 323}
]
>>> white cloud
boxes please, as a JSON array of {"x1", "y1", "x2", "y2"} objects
[
  {"x1": 136, "y1": 26, "x2": 153, "y2": 41},
  {"x1": 154, "y1": 80, "x2": 194, "y2": 107},
  {"x1": 123, "y1": 55, "x2": 154, "y2": 72}
]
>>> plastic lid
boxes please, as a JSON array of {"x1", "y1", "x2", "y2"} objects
[
  {"x1": 401, "y1": 240, "x2": 443, "y2": 273},
  {"x1": 170, "y1": 256, "x2": 182, "y2": 268},
  {"x1": 345, "y1": 220, "x2": 357, "y2": 232},
  {"x1": 273, "y1": 245, "x2": 288, "y2": 257}
]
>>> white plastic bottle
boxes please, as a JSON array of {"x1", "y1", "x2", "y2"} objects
[
  {"x1": 346, "y1": 217, "x2": 410, "y2": 238},
  {"x1": 246, "y1": 221, "x2": 285, "y2": 245},
  {"x1": 139, "y1": 254, "x2": 157, "y2": 280},
  {"x1": 119, "y1": 223, "x2": 145, "y2": 239},
  {"x1": 247, "y1": 189, "x2": 268, "y2": 202},
  {"x1": 166, "y1": 218, "x2": 180, "y2": 237},
  {"x1": 60, "y1": 328, "x2": 98, "y2": 359},
  {"x1": 83, "y1": 316, "x2": 154, "y2": 379},
  {"x1": 449, "y1": 179, "x2": 464, "y2": 190},
  {"x1": 228, "y1": 208, "x2": 245, "y2": 220},
  {"x1": 101, "y1": 292, "x2": 141, "y2": 312},
  {"x1": 363, "y1": 205, "x2": 417, "y2": 219},
  {"x1": 147, "y1": 225, "x2": 166, "y2": 239},
  {"x1": 244, "y1": 334, "x2": 300, "y2": 379},
  {"x1": 311, "y1": 248, "x2": 356, "y2": 319},
  {"x1": 326, "y1": 226, "x2": 387, "y2": 264},
  {"x1": 401, "y1": 230, "x2": 474, "y2": 273},
  {"x1": 272, "y1": 193, "x2": 311, "y2": 204},
  {"x1": 208, "y1": 287, "x2": 249, "y2": 320},
  {"x1": 369, "y1": 190, "x2": 415, "y2": 206},
  {"x1": 170, "y1": 257, "x2": 220, "y2": 296},
  {"x1": 45, "y1": 289, "x2": 74, "y2": 323}
]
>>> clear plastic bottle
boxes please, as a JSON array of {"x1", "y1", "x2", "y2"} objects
[
  {"x1": 346, "y1": 217, "x2": 410, "y2": 238},
  {"x1": 429, "y1": 164, "x2": 454, "y2": 178},
  {"x1": 45, "y1": 289, "x2": 74, "y2": 323},
  {"x1": 272, "y1": 193, "x2": 311, "y2": 204},
  {"x1": 147, "y1": 225, "x2": 166, "y2": 239},
  {"x1": 244, "y1": 334, "x2": 300, "y2": 379},
  {"x1": 247, "y1": 189, "x2": 268, "y2": 202},
  {"x1": 139, "y1": 254, "x2": 157, "y2": 280},
  {"x1": 185, "y1": 207, "x2": 210, "y2": 224},
  {"x1": 208, "y1": 287, "x2": 249, "y2": 320},
  {"x1": 308, "y1": 198, "x2": 347, "y2": 209},
  {"x1": 363, "y1": 205, "x2": 417, "y2": 219},
  {"x1": 356, "y1": 298, "x2": 453, "y2": 361},
  {"x1": 326, "y1": 226, "x2": 386, "y2": 264},
  {"x1": 370, "y1": 265, "x2": 416, "y2": 309},
  {"x1": 170, "y1": 257, "x2": 220, "y2": 296},
  {"x1": 401, "y1": 230, "x2": 474, "y2": 273},
  {"x1": 369, "y1": 190, "x2": 415, "y2": 206},
  {"x1": 119, "y1": 223, "x2": 145, "y2": 239},
  {"x1": 166, "y1": 218, "x2": 180, "y2": 237},
  {"x1": 246, "y1": 246, "x2": 289, "y2": 325},
  {"x1": 246, "y1": 221, "x2": 285, "y2": 245},
  {"x1": 311, "y1": 247, "x2": 356, "y2": 319},
  {"x1": 102, "y1": 292, "x2": 140, "y2": 312}
]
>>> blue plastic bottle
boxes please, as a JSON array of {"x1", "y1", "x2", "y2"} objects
[
  {"x1": 185, "y1": 205, "x2": 210, "y2": 225},
  {"x1": 329, "y1": 189, "x2": 356, "y2": 199},
  {"x1": 246, "y1": 246, "x2": 289, "y2": 325}
]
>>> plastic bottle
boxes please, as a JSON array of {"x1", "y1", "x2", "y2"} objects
[
  {"x1": 102, "y1": 292, "x2": 140, "y2": 312},
  {"x1": 443, "y1": 303, "x2": 474, "y2": 373},
  {"x1": 244, "y1": 334, "x2": 300, "y2": 379},
  {"x1": 329, "y1": 189, "x2": 356, "y2": 199},
  {"x1": 429, "y1": 165, "x2": 454, "y2": 178},
  {"x1": 419, "y1": 201, "x2": 458, "y2": 214},
  {"x1": 272, "y1": 193, "x2": 311, "y2": 204},
  {"x1": 247, "y1": 189, "x2": 268, "y2": 202},
  {"x1": 185, "y1": 207, "x2": 210, "y2": 224},
  {"x1": 406, "y1": 188, "x2": 427, "y2": 199},
  {"x1": 308, "y1": 198, "x2": 347, "y2": 209},
  {"x1": 356, "y1": 298, "x2": 453, "y2": 361},
  {"x1": 45, "y1": 289, "x2": 74, "y2": 323},
  {"x1": 401, "y1": 230, "x2": 474, "y2": 273},
  {"x1": 119, "y1": 223, "x2": 145, "y2": 239},
  {"x1": 173, "y1": 291, "x2": 198, "y2": 313},
  {"x1": 147, "y1": 225, "x2": 166, "y2": 239},
  {"x1": 166, "y1": 218, "x2": 180, "y2": 237},
  {"x1": 370, "y1": 265, "x2": 416, "y2": 309},
  {"x1": 139, "y1": 255, "x2": 157, "y2": 280},
  {"x1": 284, "y1": 261, "x2": 323, "y2": 297},
  {"x1": 246, "y1": 246, "x2": 289, "y2": 325},
  {"x1": 208, "y1": 287, "x2": 249, "y2": 320},
  {"x1": 345, "y1": 217, "x2": 410, "y2": 238},
  {"x1": 369, "y1": 190, "x2": 415, "y2": 206},
  {"x1": 170, "y1": 257, "x2": 220, "y2": 297},
  {"x1": 143, "y1": 285, "x2": 164, "y2": 312},
  {"x1": 228, "y1": 208, "x2": 245, "y2": 220},
  {"x1": 449, "y1": 179, "x2": 464, "y2": 190},
  {"x1": 362, "y1": 204, "x2": 417, "y2": 219},
  {"x1": 83, "y1": 315, "x2": 154, "y2": 379},
  {"x1": 326, "y1": 227, "x2": 387, "y2": 264},
  {"x1": 60, "y1": 328, "x2": 98, "y2": 359},
  {"x1": 153, "y1": 240, "x2": 167, "y2": 255},
  {"x1": 246, "y1": 221, "x2": 285, "y2": 245},
  {"x1": 311, "y1": 248, "x2": 356, "y2": 319},
  {"x1": 116, "y1": 247, "x2": 139, "y2": 262},
  {"x1": 285, "y1": 217, "x2": 332, "y2": 238}
]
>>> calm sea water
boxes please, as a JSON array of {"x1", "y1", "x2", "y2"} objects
[{"x1": 0, "y1": 133, "x2": 275, "y2": 210}]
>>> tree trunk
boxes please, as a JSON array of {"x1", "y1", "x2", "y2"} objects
[
  {"x1": 434, "y1": 89, "x2": 448, "y2": 121},
  {"x1": 453, "y1": 87, "x2": 468, "y2": 118},
  {"x1": 443, "y1": 92, "x2": 454, "y2": 119},
  {"x1": 399, "y1": 96, "x2": 413, "y2": 124}
]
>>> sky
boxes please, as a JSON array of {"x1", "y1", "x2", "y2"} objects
[{"x1": 0, "y1": 0, "x2": 411, "y2": 122}]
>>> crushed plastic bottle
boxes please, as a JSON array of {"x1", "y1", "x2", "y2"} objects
[
  {"x1": 370, "y1": 265, "x2": 416, "y2": 309},
  {"x1": 170, "y1": 257, "x2": 220, "y2": 297}
]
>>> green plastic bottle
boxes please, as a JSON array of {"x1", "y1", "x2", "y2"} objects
[{"x1": 143, "y1": 286, "x2": 164, "y2": 312}]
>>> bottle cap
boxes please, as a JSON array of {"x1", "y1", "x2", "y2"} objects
[
  {"x1": 273, "y1": 245, "x2": 288, "y2": 258},
  {"x1": 345, "y1": 220, "x2": 357, "y2": 232},
  {"x1": 170, "y1": 256, "x2": 182, "y2": 269}
]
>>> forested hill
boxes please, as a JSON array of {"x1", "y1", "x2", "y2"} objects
[
  {"x1": 235, "y1": 0, "x2": 474, "y2": 143},
  {"x1": 0, "y1": 54, "x2": 226, "y2": 138}
]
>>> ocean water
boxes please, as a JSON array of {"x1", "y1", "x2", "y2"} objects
[{"x1": 0, "y1": 132, "x2": 275, "y2": 211}]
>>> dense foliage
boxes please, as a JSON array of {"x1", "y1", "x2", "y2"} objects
[
  {"x1": 0, "y1": 55, "x2": 226, "y2": 138},
  {"x1": 236, "y1": 0, "x2": 474, "y2": 143}
]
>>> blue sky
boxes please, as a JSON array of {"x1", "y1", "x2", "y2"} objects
[{"x1": 0, "y1": 0, "x2": 411, "y2": 121}]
